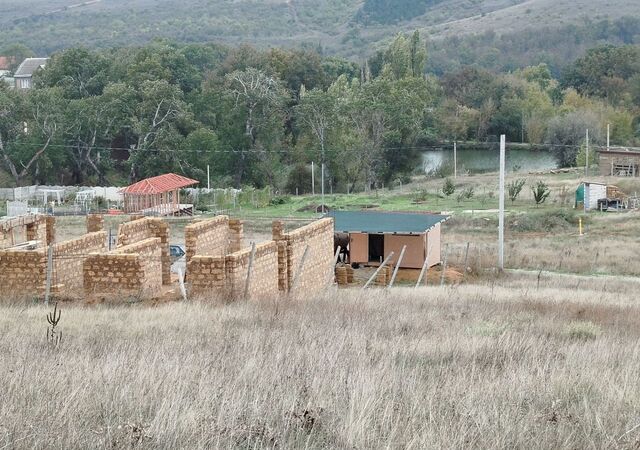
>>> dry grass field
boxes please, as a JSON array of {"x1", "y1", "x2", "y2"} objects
[{"x1": 3, "y1": 278, "x2": 640, "y2": 449}]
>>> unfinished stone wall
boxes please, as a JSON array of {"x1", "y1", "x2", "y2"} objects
[
  {"x1": 86, "y1": 214, "x2": 104, "y2": 233},
  {"x1": 187, "y1": 255, "x2": 227, "y2": 296},
  {"x1": 0, "y1": 215, "x2": 53, "y2": 250},
  {"x1": 84, "y1": 237, "x2": 162, "y2": 300},
  {"x1": 0, "y1": 248, "x2": 47, "y2": 297},
  {"x1": 276, "y1": 218, "x2": 334, "y2": 295},
  {"x1": 188, "y1": 242, "x2": 279, "y2": 300},
  {"x1": 226, "y1": 241, "x2": 279, "y2": 300},
  {"x1": 185, "y1": 216, "x2": 244, "y2": 264},
  {"x1": 52, "y1": 231, "x2": 107, "y2": 297},
  {"x1": 117, "y1": 217, "x2": 170, "y2": 284}
]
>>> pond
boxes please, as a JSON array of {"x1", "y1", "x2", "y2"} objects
[{"x1": 421, "y1": 147, "x2": 558, "y2": 175}]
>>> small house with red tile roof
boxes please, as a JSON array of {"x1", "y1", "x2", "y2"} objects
[{"x1": 121, "y1": 173, "x2": 198, "y2": 216}]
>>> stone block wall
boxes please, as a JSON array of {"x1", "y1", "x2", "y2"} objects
[
  {"x1": 0, "y1": 248, "x2": 47, "y2": 297},
  {"x1": 187, "y1": 256, "x2": 227, "y2": 296},
  {"x1": 84, "y1": 237, "x2": 162, "y2": 300},
  {"x1": 117, "y1": 217, "x2": 170, "y2": 284},
  {"x1": 52, "y1": 231, "x2": 107, "y2": 297},
  {"x1": 184, "y1": 216, "x2": 244, "y2": 265},
  {"x1": 0, "y1": 215, "x2": 53, "y2": 250},
  {"x1": 225, "y1": 241, "x2": 279, "y2": 300},
  {"x1": 277, "y1": 218, "x2": 334, "y2": 295},
  {"x1": 188, "y1": 242, "x2": 279, "y2": 300},
  {"x1": 86, "y1": 214, "x2": 104, "y2": 233},
  {"x1": 184, "y1": 216, "x2": 230, "y2": 264}
]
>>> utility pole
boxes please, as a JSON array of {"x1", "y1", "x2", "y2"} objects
[
  {"x1": 454, "y1": 141, "x2": 457, "y2": 179},
  {"x1": 311, "y1": 161, "x2": 315, "y2": 196},
  {"x1": 321, "y1": 163, "x2": 325, "y2": 213},
  {"x1": 498, "y1": 135, "x2": 505, "y2": 271},
  {"x1": 207, "y1": 165, "x2": 210, "y2": 191},
  {"x1": 585, "y1": 129, "x2": 589, "y2": 176},
  {"x1": 607, "y1": 123, "x2": 610, "y2": 152}
]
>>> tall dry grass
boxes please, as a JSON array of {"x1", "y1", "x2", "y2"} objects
[{"x1": 2, "y1": 281, "x2": 640, "y2": 449}]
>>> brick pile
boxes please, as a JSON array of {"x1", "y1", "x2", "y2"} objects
[
  {"x1": 117, "y1": 217, "x2": 170, "y2": 284},
  {"x1": 86, "y1": 214, "x2": 104, "y2": 233},
  {"x1": 52, "y1": 231, "x2": 107, "y2": 297},
  {"x1": 84, "y1": 237, "x2": 162, "y2": 300}
]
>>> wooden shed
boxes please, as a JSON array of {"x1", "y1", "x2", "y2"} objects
[
  {"x1": 121, "y1": 173, "x2": 198, "y2": 216},
  {"x1": 598, "y1": 148, "x2": 640, "y2": 177},
  {"x1": 328, "y1": 211, "x2": 449, "y2": 269},
  {"x1": 575, "y1": 181, "x2": 607, "y2": 212}
]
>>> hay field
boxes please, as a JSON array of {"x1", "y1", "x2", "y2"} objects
[{"x1": 3, "y1": 279, "x2": 640, "y2": 449}]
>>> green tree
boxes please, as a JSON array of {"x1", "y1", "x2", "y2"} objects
[
  {"x1": 531, "y1": 180, "x2": 551, "y2": 206},
  {"x1": 507, "y1": 178, "x2": 526, "y2": 203},
  {"x1": 442, "y1": 178, "x2": 455, "y2": 196}
]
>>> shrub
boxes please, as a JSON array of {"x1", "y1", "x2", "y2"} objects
[
  {"x1": 507, "y1": 179, "x2": 526, "y2": 203},
  {"x1": 442, "y1": 178, "x2": 455, "y2": 196},
  {"x1": 285, "y1": 164, "x2": 312, "y2": 195},
  {"x1": 531, "y1": 180, "x2": 550, "y2": 206}
]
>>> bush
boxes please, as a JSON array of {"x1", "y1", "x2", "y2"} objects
[
  {"x1": 507, "y1": 179, "x2": 526, "y2": 203},
  {"x1": 531, "y1": 180, "x2": 550, "y2": 206},
  {"x1": 509, "y1": 209, "x2": 577, "y2": 232},
  {"x1": 442, "y1": 178, "x2": 455, "y2": 196}
]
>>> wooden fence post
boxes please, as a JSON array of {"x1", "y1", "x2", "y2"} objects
[
  {"x1": 362, "y1": 252, "x2": 395, "y2": 290},
  {"x1": 440, "y1": 244, "x2": 449, "y2": 287},
  {"x1": 415, "y1": 242, "x2": 433, "y2": 288},
  {"x1": 388, "y1": 245, "x2": 406, "y2": 288},
  {"x1": 291, "y1": 245, "x2": 310, "y2": 293},
  {"x1": 243, "y1": 242, "x2": 256, "y2": 299},
  {"x1": 44, "y1": 244, "x2": 53, "y2": 305}
]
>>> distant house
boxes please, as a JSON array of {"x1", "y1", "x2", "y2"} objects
[
  {"x1": 598, "y1": 147, "x2": 640, "y2": 177},
  {"x1": 0, "y1": 56, "x2": 15, "y2": 87},
  {"x1": 13, "y1": 57, "x2": 48, "y2": 89},
  {"x1": 327, "y1": 210, "x2": 449, "y2": 269},
  {"x1": 121, "y1": 173, "x2": 199, "y2": 216}
]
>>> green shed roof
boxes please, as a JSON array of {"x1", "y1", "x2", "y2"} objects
[{"x1": 327, "y1": 210, "x2": 449, "y2": 234}]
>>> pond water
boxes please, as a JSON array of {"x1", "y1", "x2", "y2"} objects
[{"x1": 421, "y1": 147, "x2": 558, "y2": 175}]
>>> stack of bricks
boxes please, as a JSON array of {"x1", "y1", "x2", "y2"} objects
[
  {"x1": 117, "y1": 217, "x2": 170, "y2": 285},
  {"x1": 0, "y1": 248, "x2": 47, "y2": 297},
  {"x1": 278, "y1": 218, "x2": 334, "y2": 296},
  {"x1": 52, "y1": 231, "x2": 107, "y2": 297},
  {"x1": 86, "y1": 214, "x2": 104, "y2": 233},
  {"x1": 84, "y1": 237, "x2": 162, "y2": 300},
  {"x1": 225, "y1": 241, "x2": 279, "y2": 300},
  {"x1": 335, "y1": 265, "x2": 348, "y2": 286}
]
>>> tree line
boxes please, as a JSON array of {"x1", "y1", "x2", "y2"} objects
[{"x1": 0, "y1": 35, "x2": 638, "y2": 189}]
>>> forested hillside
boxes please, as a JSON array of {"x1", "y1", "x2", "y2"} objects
[
  {"x1": 1, "y1": 0, "x2": 639, "y2": 74},
  {"x1": 1, "y1": 35, "x2": 639, "y2": 189}
]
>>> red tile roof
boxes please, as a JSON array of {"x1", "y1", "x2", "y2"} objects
[{"x1": 121, "y1": 173, "x2": 199, "y2": 195}]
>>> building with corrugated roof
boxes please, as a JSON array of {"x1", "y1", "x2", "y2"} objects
[
  {"x1": 327, "y1": 210, "x2": 449, "y2": 269},
  {"x1": 14, "y1": 57, "x2": 48, "y2": 89}
]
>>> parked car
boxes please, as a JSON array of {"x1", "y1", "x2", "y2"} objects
[{"x1": 170, "y1": 244, "x2": 186, "y2": 261}]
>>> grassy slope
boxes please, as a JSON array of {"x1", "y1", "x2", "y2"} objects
[
  {"x1": 1, "y1": 0, "x2": 638, "y2": 56},
  {"x1": 3, "y1": 283, "x2": 640, "y2": 448}
]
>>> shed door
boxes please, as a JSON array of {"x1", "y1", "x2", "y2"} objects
[{"x1": 349, "y1": 233, "x2": 369, "y2": 264}]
